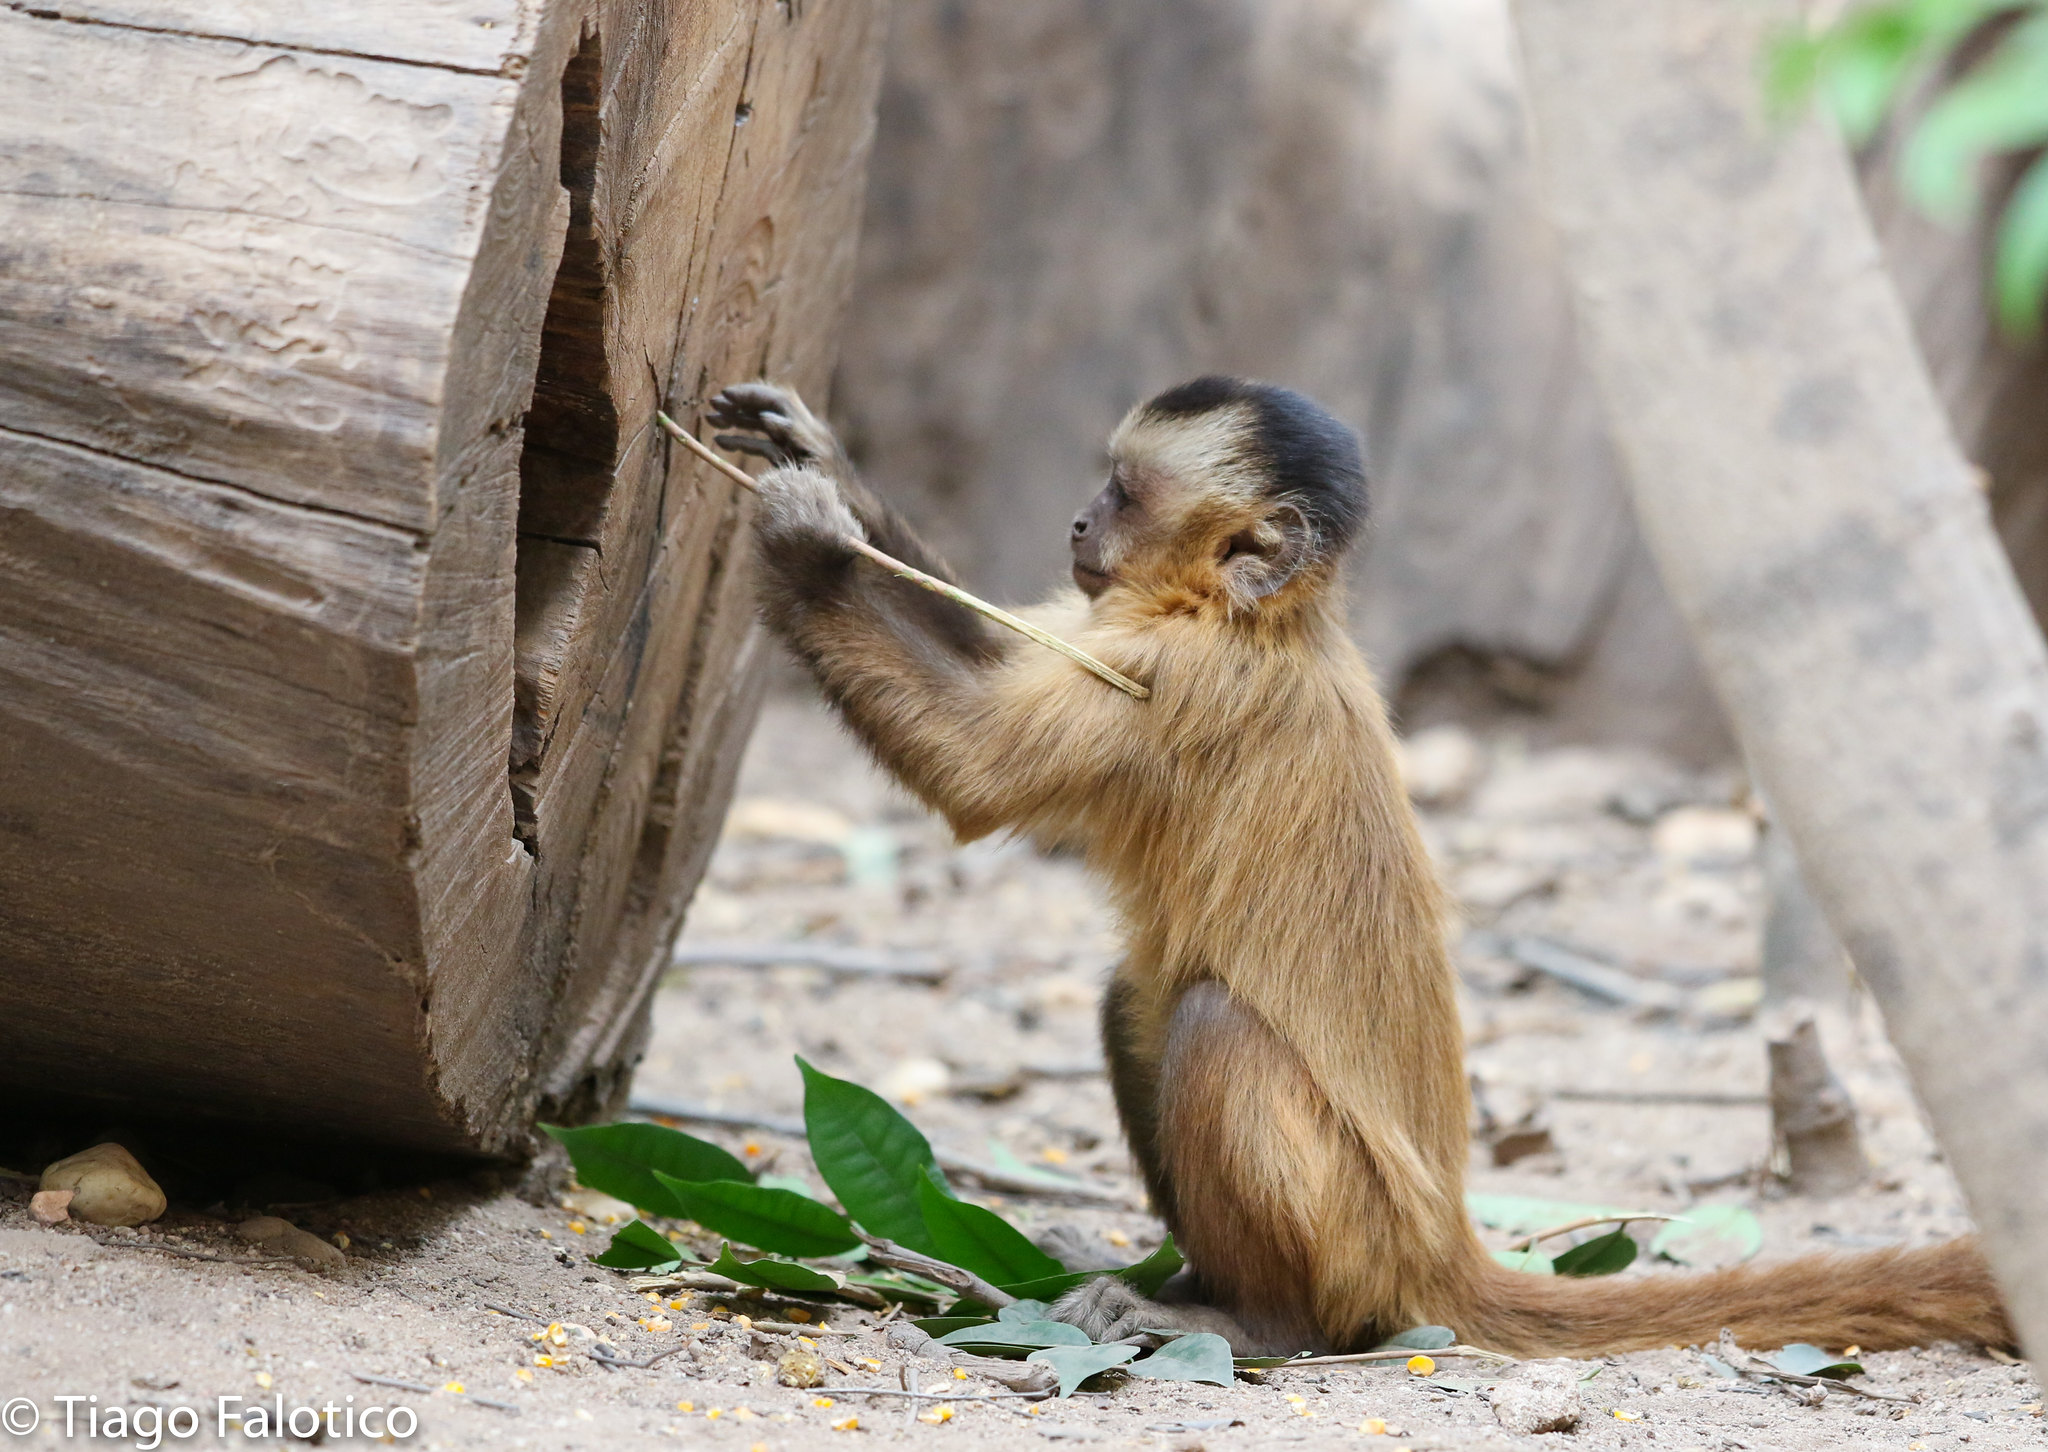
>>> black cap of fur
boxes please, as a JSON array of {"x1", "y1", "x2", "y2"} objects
[{"x1": 1140, "y1": 376, "x2": 1368, "y2": 555}]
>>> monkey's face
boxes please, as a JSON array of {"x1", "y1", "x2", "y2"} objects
[{"x1": 1069, "y1": 466, "x2": 1139, "y2": 597}]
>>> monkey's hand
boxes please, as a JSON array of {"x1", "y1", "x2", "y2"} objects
[
  {"x1": 708, "y1": 381, "x2": 840, "y2": 468},
  {"x1": 751, "y1": 464, "x2": 866, "y2": 557}
]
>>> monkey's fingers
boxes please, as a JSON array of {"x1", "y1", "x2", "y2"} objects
[{"x1": 711, "y1": 432, "x2": 794, "y2": 464}]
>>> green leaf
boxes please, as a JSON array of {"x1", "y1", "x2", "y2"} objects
[
  {"x1": 976, "y1": 1139, "x2": 1096, "y2": 1193},
  {"x1": 1902, "y1": 12, "x2": 2048, "y2": 221},
  {"x1": 1552, "y1": 1228, "x2": 1639, "y2": 1277},
  {"x1": 1127, "y1": 1332, "x2": 1236, "y2": 1387},
  {"x1": 1652, "y1": 1204, "x2": 1763, "y2": 1268},
  {"x1": 1995, "y1": 150, "x2": 2048, "y2": 337},
  {"x1": 995, "y1": 1236, "x2": 1185, "y2": 1303},
  {"x1": 997, "y1": 1299, "x2": 1053, "y2": 1323},
  {"x1": 1464, "y1": 1194, "x2": 1644, "y2": 1235},
  {"x1": 1373, "y1": 1325, "x2": 1457, "y2": 1351},
  {"x1": 590, "y1": 1218, "x2": 687, "y2": 1272},
  {"x1": 651, "y1": 1171, "x2": 860, "y2": 1258},
  {"x1": 1492, "y1": 1247, "x2": 1555, "y2": 1274},
  {"x1": 543, "y1": 1122, "x2": 751, "y2": 1215},
  {"x1": 936, "y1": 1320, "x2": 1092, "y2": 1357},
  {"x1": 704, "y1": 1243, "x2": 847, "y2": 1295},
  {"x1": 797, "y1": 1056, "x2": 947, "y2": 1254},
  {"x1": 914, "y1": 1170, "x2": 1065, "y2": 1286},
  {"x1": 913, "y1": 1315, "x2": 998, "y2": 1338},
  {"x1": 845, "y1": 1270, "x2": 948, "y2": 1304},
  {"x1": 1772, "y1": 1343, "x2": 1865, "y2": 1379},
  {"x1": 1027, "y1": 1343, "x2": 1139, "y2": 1397},
  {"x1": 1701, "y1": 1353, "x2": 1739, "y2": 1379}
]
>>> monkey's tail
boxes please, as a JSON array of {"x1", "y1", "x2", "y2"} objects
[{"x1": 1455, "y1": 1237, "x2": 2010, "y2": 1359}]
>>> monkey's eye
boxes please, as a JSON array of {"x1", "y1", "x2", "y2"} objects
[{"x1": 1106, "y1": 472, "x2": 1132, "y2": 509}]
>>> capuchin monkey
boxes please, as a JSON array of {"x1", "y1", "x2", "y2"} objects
[{"x1": 706, "y1": 376, "x2": 2011, "y2": 1359}]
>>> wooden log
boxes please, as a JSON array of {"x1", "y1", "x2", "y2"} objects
[{"x1": 0, "y1": 0, "x2": 887, "y2": 1153}]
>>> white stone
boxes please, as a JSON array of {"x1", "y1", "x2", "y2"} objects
[
  {"x1": 1652, "y1": 805, "x2": 1759, "y2": 869},
  {"x1": 1397, "y1": 725, "x2": 1486, "y2": 806},
  {"x1": 1490, "y1": 1360, "x2": 1585, "y2": 1435}
]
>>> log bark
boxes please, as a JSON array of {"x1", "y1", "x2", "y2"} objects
[
  {"x1": 0, "y1": 0, "x2": 887, "y2": 1153},
  {"x1": 1514, "y1": 0, "x2": 2048, "y2": 1350}
]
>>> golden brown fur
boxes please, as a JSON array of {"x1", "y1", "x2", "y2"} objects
[{"x1": 717, "y1": 377, "x2": 2011, "y2": 1359}]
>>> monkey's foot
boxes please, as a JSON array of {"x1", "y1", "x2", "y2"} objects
[
  {"x1": 1047, "y1": 1276, "x2": 1261, "y2": 1354},
  {"x1": 707, "y1": 381, "x2": 838, "y2": 468}
]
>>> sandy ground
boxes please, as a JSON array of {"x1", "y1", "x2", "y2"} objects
[{"x1": 1, "y1": 693, "x2": 2040, "y2": 1451}]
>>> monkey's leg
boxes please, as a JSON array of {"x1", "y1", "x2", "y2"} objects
[{"x1": 1054, "y1": 981, "x2": 1348, "y2": 1356}]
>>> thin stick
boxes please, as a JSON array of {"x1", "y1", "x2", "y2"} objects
[
  {"x1": 1505, "y1": 1212, "x2": 1679, "y2": 1254},
  {"x1": 349, "y1": 1371, "x2": 520, "y2": 1414},
  {"x1": 814, "y1": 1387, "x2": 1054, "y2": 1402},
  {"x1": 656, "y1": 411, "x2": 1149, "y2": 700},
  {"x1": 853, "y1": 1229, "x2": 1015, "y2": 1310},
  {"x1": 1280, "y1": 1344, "x2": 1516, "y2": 1369}
]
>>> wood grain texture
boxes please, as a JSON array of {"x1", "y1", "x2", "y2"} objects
[{"x1": 0, "y1": 0, "x2": 888, "y2": 1152}]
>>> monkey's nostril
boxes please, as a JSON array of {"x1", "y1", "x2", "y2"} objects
[{"x1": 1072, "y1": 518, "x2": 1088, "y2": 537}]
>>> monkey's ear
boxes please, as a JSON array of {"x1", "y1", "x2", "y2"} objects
[{"x1": 1222, "y1": 502, "x2": 1312, "y2": 607}]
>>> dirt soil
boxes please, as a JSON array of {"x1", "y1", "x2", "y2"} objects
[{"x1": 1, "y1": 694, "x2": 2039, "y2": 1450}]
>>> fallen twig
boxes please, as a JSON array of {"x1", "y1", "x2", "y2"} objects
[
  {"x1": 1710, "y1": 1333, "x2": 1919, "y2": 1405},
  {"x1": 626, "y1": 1267, "x2": 887, "y2": 1309},
  {"x1": 657, "y1": 411, "x2": 1149, "y2": 699},
  {"x1": 1505, "y1": 1212, "x2": 1679, "y2": 1254},
  {"x1": 1488, "y1": 934, "x2": 1687, "y2": 1013},
  {"x1": 95, "y1": 1239, "x2": 294, "y2": 1267},
  {"x1": 627, "y1": 1097, "x2": 1132, "y2": 1204},
  {"x1": 349, "y1": 1372, "x2": 519, "y2": 1414},
  {"x1": 589, "y1": 1342, "x2": 692, "y2": 1371},
  {"x1": 481, "y1": 1301, "x2": 547, "y2": 1323},
  {"x1": 671, "y1": 941, "x2": 950, "y2": 982},
  {"x1": 854, "y1": 1230, "x2": 1015, "y2": 1309},
  {"x1": 1281, "y1": 1344, "x2": 1516, "y2": 1369},
  {"x1": 815, "y1": 1386, "x2": 1052, "y2": 1402},
  {"x1": 1550, "y1": 1087, "x2": 1768, "y2": 1106}
]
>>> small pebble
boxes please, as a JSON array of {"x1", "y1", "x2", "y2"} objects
[{"x1": 236, "y1": 1215, "x2": 346, "y2": 1270}]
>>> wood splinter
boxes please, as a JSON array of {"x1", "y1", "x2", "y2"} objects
[{"x1": 655, "y1": 411, "x2": 1150, "y2": 700}]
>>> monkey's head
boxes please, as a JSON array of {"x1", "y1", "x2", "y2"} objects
[{"x1": 1070, "y1": 377, "x2": 1367, "y2": 616}]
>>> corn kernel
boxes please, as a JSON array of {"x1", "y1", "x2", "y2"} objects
[
  {"x1": 831, "y1": 1414, "x2": 860, "y2": 1431},
  {"x1": 1406, "y1": 1355, "x2": 1435, "y2": 1376}
]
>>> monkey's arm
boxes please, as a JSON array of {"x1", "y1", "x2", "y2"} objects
[{"x1": 745, "y1": 464, "x2": 1133, "y2": 838}]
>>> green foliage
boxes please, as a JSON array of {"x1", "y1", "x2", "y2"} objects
[
  {"x1": 1374, "y1": 1325, "x2": 1458, "y2": 1351},
  {"x1": 562, "y1": 1057, "x2": 1235, "y2": 1392},
  {"x1": 936, "y1": 1320, "x2": 1093, "y2": 1356},
  {"x1": 1771, "y1": 1343, "x2": 1867, "y2": 1379},
  {"x1": 542, "y1": 1121, "x2": 750, "y2": 1214},
  {"x1": 1027, "y1": 1344, "x2": 1140, "y2": 1397},
  {"x1": 650, "y1": 1170, "x2": 861, "y2": 1258},
  {"x1": 1652, "y1": 1203, "x2": 1764, "y2": 1267},
  {"x1": 704, "y1": 1243, "x2": 849, "y2": 1295},
  {"x1": 1124, "y1": 1332, "x2": 1237, "y2": 1387},
  {"x1": 590, "y1": 1218, "x2": 688, "y2": 1272},
  {"x1": 1492, "y1": 1247, "x2": 1557, "y2": 1275},
  {"x1": 994, "y1": 1237, "x2": 1183, "y2": 1303},
  {"x1": 798, "y1": 1056, "x2": 951, "y2": 1255},
  {"x1": 915, "y1": 1168, "x2": 1066, "y2": 1285},
  {"x1": 1771, "y1": 0, "x2": 2048, "y2": 336},
  {"x1": 1464, "y1": 1194, "x2": 1648, "y2": 1234},
  {"x1": 1550, "y1": 1228, "x2": 1639, "y2": 1277}
]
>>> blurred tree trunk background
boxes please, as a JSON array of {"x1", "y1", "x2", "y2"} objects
[{"x1": 832, "y1": 0, "x2": 2048, "y2": 766}]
